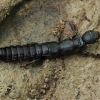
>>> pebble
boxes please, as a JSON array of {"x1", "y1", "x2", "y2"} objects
[
  {"x1": 40, "y1": 89, "x2": 46, "y2": 94},
  {"x1": 9, "y1": 90, "x2": 20, "y2": 99},
  {"x1": 44, "y1": 77, "x2": 49, "y2": 83},
  {"x1": 42, "y1": 84, "x2": 50, "y2": 90}
]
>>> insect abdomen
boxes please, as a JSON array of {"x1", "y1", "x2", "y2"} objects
[
  {"x1": 0, "y1": 42, "x2": 61, "y2": 61},
  {"x1": 0, "y1": 44, "x2": 37, "y2": 61}
]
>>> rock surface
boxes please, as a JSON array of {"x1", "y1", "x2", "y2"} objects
[
  {"x1": 0, "y1": 0, "x2": 100, "y2": 100},
  {"x1": 0, "y1": 0, "x2": 23, "y2": 23}
]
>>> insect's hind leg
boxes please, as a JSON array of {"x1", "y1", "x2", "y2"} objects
[
  {"x1": 60, "y1": 54, "x2": 66, "y2": 70},
  {"x1": 20, "y1": 59, "x2": 40, "y2": 68}
]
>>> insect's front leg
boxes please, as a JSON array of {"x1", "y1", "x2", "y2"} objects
[{"x1": 69, "y1": 22, "x2": 78, "y2": 38}]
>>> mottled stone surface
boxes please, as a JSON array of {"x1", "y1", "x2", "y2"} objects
[
  {"x1": 0, "y1": 0, "x2": 100, "y2": 100},
  {"x1": 0, "y1": 0, "x2": 23, "y2": 23}
]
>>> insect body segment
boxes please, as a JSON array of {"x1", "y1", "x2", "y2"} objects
[{"x1": 60, "y1": 37, "x2": 85, "y2": 54}]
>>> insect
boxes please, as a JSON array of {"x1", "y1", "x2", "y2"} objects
[{"x1": 0, "y1": 23, "x2": 100, "y2": 67}]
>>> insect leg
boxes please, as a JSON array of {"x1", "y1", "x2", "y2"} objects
[
  {"x1": 79, "y1": 51, "x2": 100, "y2": 58},
  {"x1": 60, "y1": 55, "x2": 66, "y2": 70},
  {"x1": 69, "y1": 22, "x2": 77, "y2": 38},
  {"x1": 20, "y1": 59, "x2": 40, "y2": 68}
]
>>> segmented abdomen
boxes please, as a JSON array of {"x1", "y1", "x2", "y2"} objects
[
  {"x1": 0, "y1": 45, "x2": 35, "y2": 61},
  {"x1": 0, "y1": 42, "x2": 60, "y2": 61}
]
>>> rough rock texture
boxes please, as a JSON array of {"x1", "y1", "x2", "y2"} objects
[
  {"x1": 0, "y1": 0, "x2": 100, "y2": 100},
  {"x1": 0, "y1": 0, "x2": 23, "y2": 23}
]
